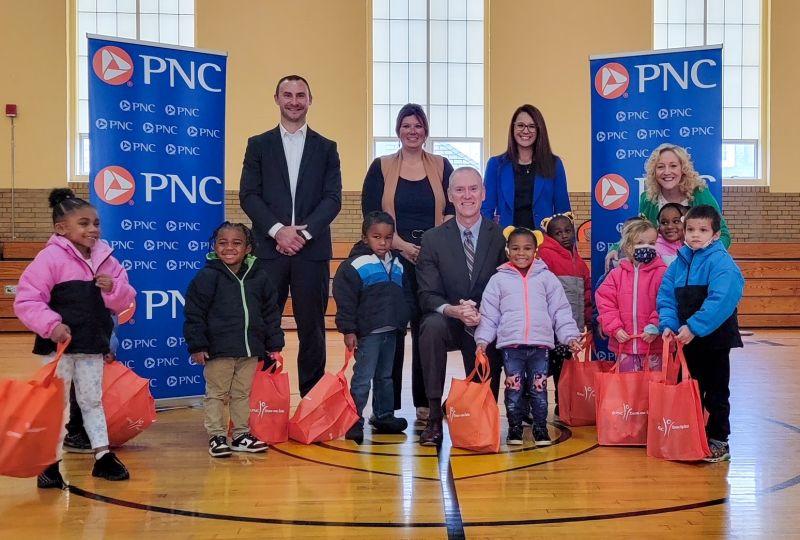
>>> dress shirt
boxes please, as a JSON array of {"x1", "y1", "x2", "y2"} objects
[
  {"x1": 268, "y1": 122, "x2": 308, "y2": 238},
  {"x1": 436, "y1": 216, "x2": 483, "y2": 315}
]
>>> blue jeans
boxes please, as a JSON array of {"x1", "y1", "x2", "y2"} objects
[
  {"x1": 503, "y1": 346, "x2": 549, "y2": 429},
  {"x1": 350, "y1": 331, "x2": 397, "y2": 424}
]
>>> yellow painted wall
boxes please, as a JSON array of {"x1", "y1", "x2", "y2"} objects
[
  {"x1": 488, "y1": 0, "x2": 652, "y2": 193},
  {"x1": 0, "y1": 0, "x2": 69, "y2": 190},
  {"x1": 0, "y1": 0, "x2": 798, "y2": 195},
  {"x1": 196, "y1": 0, "x2": 369, "y2": 191},
  {"x1": 767, "y1": 0, "x2": 798, "y2": 192}
]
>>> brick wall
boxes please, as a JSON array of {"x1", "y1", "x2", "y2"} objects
[{"x1": 1, "y1": 186, "x2": 797, "y2": 244}]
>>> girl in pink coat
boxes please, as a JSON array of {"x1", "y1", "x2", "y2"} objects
[
  {"x1": 13, "y1": 189, "x2": 136, "y2": 489},
  {"x1": 595, "y1": 218, "x2": 666, "y2": 372}
]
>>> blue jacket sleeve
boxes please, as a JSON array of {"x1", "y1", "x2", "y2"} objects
[
  {"x1": 686, "y1": 258, "x2": 744, "y2": 337},
  {"x1": 553, "y1": 157, "x2": 572, "y2": 215},
  {"x1": 657, "y1": 262, "x2": 680, "y2": 332},
  {"x1": 481, "y1": 156, "x2": 500, "y2": 221}
]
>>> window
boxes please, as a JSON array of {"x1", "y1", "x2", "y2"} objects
[
  {"x1": 372, "y1": 0, "x2": 484, "y2": 170},
  {"x1": 76, "y1": 0, "x2": 195, "y2": 176},
  {"x1": 654, "y1": 0, "x2": 761, "y2": 179}
]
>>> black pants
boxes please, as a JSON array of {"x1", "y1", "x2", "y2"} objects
[
  {"x1": 66, "y1": 385, "x2": 88, "y2": 438},
  {"x1": 393, "y1": 257, "x2": 427, "y2": 410},
  {"x1": 419, "y1": 312, "x2": 502, "y2": 405},
  {"x1": 683, "y1": 344, "x2": 731, "y2": 442},
  {"x1": 262, "y1": 257, "x2": 329, "y2": 397}
]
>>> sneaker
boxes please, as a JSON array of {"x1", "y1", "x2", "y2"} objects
[
  {"x1": 506, "y1": 426, "x2": 524, "y2": 446},
  {"x1": 533, "y1": 425, "x2": 553, "y2": 446},
  {"x1": 370, "y1": 415, "x2": 408, "y2": 434},
  {"x1": 208, "y1": 435, "x2": 232, "y2": 458},
  {"x1": 415, "y1": 407, "x2": 430, "y2": 426},
  {"x1": 37, "y1": 462, "x2": 65, "y2": 489},
  {"x1": 92, "y1": 452, "x2": 130, "y2": 481},
  {"x1": 63, "y1": 431, "x2": 93, "y2": 454},
  {"x1": 703, "y1": 439, "x2": 731, "y2": 463},
  {"x1": 345, "y1": 422, "x2": 364, "y2": 442},
  {"x1": 230, "y1": 432, "x2": 268, "y2": 453}
]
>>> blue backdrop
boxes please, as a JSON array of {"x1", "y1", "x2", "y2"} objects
[
  {"x1": 89, "y1": 35, "x2": 227, "y2": 398},
  {"x1": 589, "y1": 45, "x2": 722, "y2": 359}
]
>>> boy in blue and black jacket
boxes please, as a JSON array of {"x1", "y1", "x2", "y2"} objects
[
  {"x1": 657, "y1": 205, "x2": 744, "y2": 463},
  {"x1": 333, "y1": 211, "x2": 410, "y2": 441}
]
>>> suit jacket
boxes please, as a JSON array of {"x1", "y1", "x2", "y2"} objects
[
  {"x1": 416, "y1": 218, "x2": 507, "y2": 314},
  {"x1": 239, "y1": 126, "x2": 342, "y2": 260}
]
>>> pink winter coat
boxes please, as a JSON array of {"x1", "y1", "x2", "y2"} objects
[
  {"x1": 595, "y1": 257, "x2": 666, "y2": 355},
  {"x1": 14, "y1": 234, "x2": 135, "y2": 345}
]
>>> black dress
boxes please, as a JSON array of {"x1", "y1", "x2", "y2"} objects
[{"x1": 361, "y1": 157, "x2": 454, "y2": 409}]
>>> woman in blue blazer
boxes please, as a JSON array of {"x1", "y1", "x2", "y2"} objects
[{"x1": 482, "y1": 104, "x2": 571, "y2": 229}]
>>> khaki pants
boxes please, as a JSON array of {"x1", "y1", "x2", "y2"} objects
[{"x1": 203, "y1": 356, "x2": 257, "y2": 438}]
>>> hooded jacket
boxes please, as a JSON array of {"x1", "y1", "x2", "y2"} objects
[
  {"x1": 657, "y1": 241, "x2": 743, "y2": 349},
  {"x1": 183, "y1": 254, "x2": 284, "y2": 360},
  {"x1": 333, "y1": 242, "x2": 410, "y2": 338},
  {"x1": 475, "y1": 259, "x2": 580, "y2": 349},
  {"x1": 595, "y1": 257, "x2": 667, "y2": 355},
  {"x1": 14, "y1": 234, "x2": 135, "y2": 355},
  {"x1": 537, "y1": 234, "x2": 592, "y2": 329}
]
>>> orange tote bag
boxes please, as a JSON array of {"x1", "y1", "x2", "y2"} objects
[
  {"x1": 102, "y1": 361, "x2": 157, "y2": 446},
  {"x1": 249, "y1": 355, "x2": 291, "y2": 444},
  {"x1": 444, "y1": 350, "x2": 500, "y2": 453},
  {"x1": 288, "y1": 350, "x2": 359, "y2": 444},
  {"x1": 0, "y1": 340, "x2": 68, "y2": 478}
]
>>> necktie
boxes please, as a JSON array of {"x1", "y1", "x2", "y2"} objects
[{"x1": 463, "y1": 229, "x2": 475, "y2": 280}]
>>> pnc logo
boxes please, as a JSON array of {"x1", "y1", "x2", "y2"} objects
[
  {"x1": 447, "y1": 406, "x2": 471, "y2": 423},
  {"x1": 93, "y1": 46, "x2": 133, "y2": 85},
  {"x1": 94, "y1": 166, "x2": 135, "y2": 205},
  {"x1": 595, "y1": 62, "x2": 629, "y2": 99},
  {"x1": 167, "y1": 376, "x2": 178, "y2": 387},
  {"x1": 576, "y1": 386, "x2": 595, "y2": 401},
  {"x1": 594, "y1": 173, "x2": 629, "y2": 210},
  {"x1": 656, "y1": 417, "x2": 689, "y2": 437},
  {"x1": 611, "y1": 402, "x2": 647, "y2": 421},
  {"x1": 250, "y1": 400, "x2": 286, "y2": 419}
]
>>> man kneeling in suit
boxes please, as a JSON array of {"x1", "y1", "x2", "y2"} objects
[{"x1": 415, "y1": 167, "x2": 506, "y2": 446}]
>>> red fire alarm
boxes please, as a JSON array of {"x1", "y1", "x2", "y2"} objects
[{"x1": 5, "y1": 104, "x2": 17, "y2": 117}]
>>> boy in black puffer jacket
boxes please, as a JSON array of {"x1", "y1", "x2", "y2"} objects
[
  {"x1": 333, "y1": 212, "x2": 411, "y2": 441},
  {"x1": 184, "y1": 222, "x2": 284, "y2": 458}
]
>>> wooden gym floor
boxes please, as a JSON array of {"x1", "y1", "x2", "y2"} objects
[{"x1": 0, "y1": 330, "x2": 798, "y2": 539}]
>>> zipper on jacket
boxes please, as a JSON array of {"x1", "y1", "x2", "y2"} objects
[
  {"x1": 511, "y1": 265, "x2": 531, "y2": 343},
  {"x1": 632, "y1": 264, "x2": 639, "y2": 354},
  {"x1": 685, "y1": 250, "x2": 695, "y2": 287},
  {"x1": 224, "y1": 262, "x2": 254, "y2": 357}
]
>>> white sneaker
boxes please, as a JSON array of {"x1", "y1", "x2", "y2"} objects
[{"x1": 230, "y1": 432, "x2": 268, "y2": 453}]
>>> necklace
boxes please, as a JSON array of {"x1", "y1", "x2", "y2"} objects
[{"x1": 518, "y1": 161, "x2": 533, "y2": 175}]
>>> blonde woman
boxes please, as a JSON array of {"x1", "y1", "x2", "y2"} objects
[{"x1": 605, "y1": 144, "x2": 730, "y2": 270}]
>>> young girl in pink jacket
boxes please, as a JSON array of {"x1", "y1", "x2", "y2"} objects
[
  {"x1": 475, "y1": 228, "x2": 581, "y2": 447},
  {"x1": 595, "y1": 218, "x2": 666, "y2": 372},
  {"x1": 13, "y1": 189, "x2": 136, "y2": 489}
]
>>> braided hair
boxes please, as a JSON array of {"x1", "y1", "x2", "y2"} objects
[
  {"x1": 209, "y1": 221, "x2": 255, "y2": 247},
  {"x1": 49, "y1": 188, "x2": 93, "y2": 223}
]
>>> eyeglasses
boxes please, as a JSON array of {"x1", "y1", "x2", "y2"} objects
[{"x1": 514, "y1": 123, "x2": 537, "y2": 133}]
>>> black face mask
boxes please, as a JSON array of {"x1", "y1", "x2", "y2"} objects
[{"x1": 633, "y1": 245, "x2": 657, "y2": 264}]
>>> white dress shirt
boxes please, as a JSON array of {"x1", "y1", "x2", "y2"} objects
[{"x1": 268, "y1": 122, "x2": 308, "y2": 238}]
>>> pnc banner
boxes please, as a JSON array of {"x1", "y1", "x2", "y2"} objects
[
  {"x1": 89, "y1": 35, "x2": 227, "y2": 398},
  {"x1": 589, "y1": 45, "x2": 722, "y2": 359}
]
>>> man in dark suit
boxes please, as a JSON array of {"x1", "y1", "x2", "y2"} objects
[
  {"x1": 415, "y1": 167, "x2": 506, "y2": 446},
  {"x1": 239, "y1": 75, "x2": 342, "y2": 396}
]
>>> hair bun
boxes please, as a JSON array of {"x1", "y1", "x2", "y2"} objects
[{"x1": 48, "y1": 188, "x2": 76, "y2": 209}]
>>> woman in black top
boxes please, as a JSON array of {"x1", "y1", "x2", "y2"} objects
[{"x1": 361, "y1": 103, "x2": 454, "y2": 423}]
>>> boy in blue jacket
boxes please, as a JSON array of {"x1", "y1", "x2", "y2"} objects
[
  {"x1": 657, "y1": 205, "x2": 743, "y2": 463},
  {"x1": 333, "y1": 211, "x2": 411, "y2": 442}
]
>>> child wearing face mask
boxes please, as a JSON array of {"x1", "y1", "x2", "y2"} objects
[
  {"x1": 595, "y1": 218, "x2": 666, "y2": 372},
  {"x1": 655, "y1": 203, "x2": 687, "y2": 265},
  {"x1": 657, "y1": 205, "x2": 743, "y2": 463}
]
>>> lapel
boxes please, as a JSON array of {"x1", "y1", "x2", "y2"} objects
[
  {"x1": 532, "y1": 169, "x2": 543, "y2": 213},
  {"x1": 269, "y1": 127, "x2": 291, "y2": 193},
  {"x1": 470, "y1": 218, "x2": 493, "y2": 287},
  {"x1": 296, "y1": 128, "x2": 319, "y2": 196},
  {"x1": 445, "y1": 219, "x2": 471, "y2": 290},
  {"x1": 500, "y1": 159, "x2": 515, "y2": 213}
]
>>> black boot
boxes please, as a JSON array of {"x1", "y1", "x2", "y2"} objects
[{"x1": 37, "y1": 462, "x2": 65, "y2": 489}]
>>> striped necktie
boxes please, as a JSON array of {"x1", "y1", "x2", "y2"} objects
[{"x1": 463, "y1": 229, "x2": 475, "y2": 280}]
